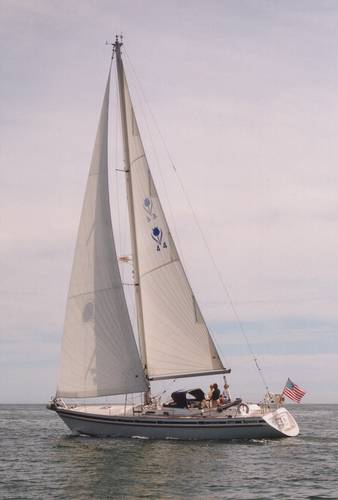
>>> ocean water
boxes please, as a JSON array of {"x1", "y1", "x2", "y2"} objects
[{"x1": 0, "y1": 404, "x2": 337, "y2": 499}]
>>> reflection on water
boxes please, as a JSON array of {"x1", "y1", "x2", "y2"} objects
[{"x1": 0, "y1": 405, "x2": 337, "y2": 499}]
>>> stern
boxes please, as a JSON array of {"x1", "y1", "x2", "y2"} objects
[{"x1": 263, "y1": 407, "x2": 299, "y2": 437}]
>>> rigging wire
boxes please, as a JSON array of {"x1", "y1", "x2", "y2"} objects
[
  {"x1": 123, "y1": 50, "x2": 271, "y2": 395},
  {"x1": 153, "y1": 379, "x2": 177, "y2": 400}
]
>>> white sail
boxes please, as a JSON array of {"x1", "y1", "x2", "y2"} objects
[
  {"x1": 57, "y1": 70, "x2": 148, "y2": 398},
  {"x1": 120, "y1": 66, "x2": 226, "y2": 380}
]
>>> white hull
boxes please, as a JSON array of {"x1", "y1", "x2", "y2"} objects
[{"x1": 52, "y1": 405, "x2": 299, "y2": 440}]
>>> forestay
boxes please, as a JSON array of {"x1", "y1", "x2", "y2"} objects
[
  {"x1": 120, "y1": 64, "x2": 226, "y2": 380},
  {"x1": 58, "y1": 69, "x2": 148, "y2": 398}
]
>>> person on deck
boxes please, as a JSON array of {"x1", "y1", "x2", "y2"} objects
[
  {"x1": 202, "y1": 384, "x2": 214, "y2": 408},
  {"x1": 219, "y1": 383, "x2": 230, "y2": 404},
  {"x1": 207, "y1": 384, "x2": 213, "y2": 402},
  {"x1": 210, "y1": 383, "x2": 220, "y2": 407}
]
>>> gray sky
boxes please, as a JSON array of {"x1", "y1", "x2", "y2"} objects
[{"x1": 1, "y1": 0, "x2": 338, "y2": 403}]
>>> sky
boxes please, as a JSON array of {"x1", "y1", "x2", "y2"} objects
[{"x1": 1, "y1": 0, "x2": 338, "y2": 403}]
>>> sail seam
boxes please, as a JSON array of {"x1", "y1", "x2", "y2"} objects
[
  {"x1": 130, "y1": 154, "x2": 146, "y2": 167},
  {"x1": 68, "y1": 286, "x2": 123, "y2": 300},
  {"x1": 140, "y1": 258, "x2": 179, "y2": 280}
]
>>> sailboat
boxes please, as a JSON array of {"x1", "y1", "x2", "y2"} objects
[{"x1": 48, "y1": 36, "x2": 299, "y2": 440}]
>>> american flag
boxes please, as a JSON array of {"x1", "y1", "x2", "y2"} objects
[{"x1": 282, "y1": 378, "x2": 306, "y2": 403}]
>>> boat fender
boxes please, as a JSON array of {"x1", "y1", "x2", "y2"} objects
[{"x1": 238, "y1": 403, "x2": 249, "y2": 414}]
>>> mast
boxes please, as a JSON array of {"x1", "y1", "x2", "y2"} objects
[{"x1": 113, "y1": 36, "x2": 151, "y2": 403}]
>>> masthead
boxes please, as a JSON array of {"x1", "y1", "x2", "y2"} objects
[{"x1": 106, "y1": 34, "x2": 123, "y2": 58}]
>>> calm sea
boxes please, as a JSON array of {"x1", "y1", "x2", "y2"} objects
[{"x1": 0, "y1": 404, "x2": 337, "y2": 499}]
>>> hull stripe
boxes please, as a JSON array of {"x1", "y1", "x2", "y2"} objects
[{"x1": 57, "y1": 409, "x2": 268, "y2": 430}]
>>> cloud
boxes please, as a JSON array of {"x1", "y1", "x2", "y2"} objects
[{"x1": 1, "y1": 0, "x2": 338, "y2": 402}]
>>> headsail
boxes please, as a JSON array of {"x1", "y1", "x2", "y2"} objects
[
  {"x1": 118, "y1": 58, "x2": 226, "y2": 381},
  {"x1": 57, "y1": 69, "x2": 148, "y2": 398}
]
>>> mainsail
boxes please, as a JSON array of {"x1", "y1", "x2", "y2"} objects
[
  {"x1": 117, "y1": 56, "x2": 226, "y2": 381},
  {"x1": 57, "y1": 69, "x2": 148, "y2": 398}
]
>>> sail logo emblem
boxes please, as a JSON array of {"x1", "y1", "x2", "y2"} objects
[
  {"x1": 143, "y1": 198, "x2": 167, "y2": 252},
  {"x1": 151, "y1": 226, "x2": 167, "y2": 251},
  {"x1": 151, "y1": 226, "x2": 162, "y2": 244},
  {"x1": 143, "y1": 198, "x2": 156, "y2": 222}
]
